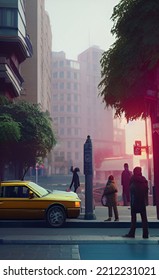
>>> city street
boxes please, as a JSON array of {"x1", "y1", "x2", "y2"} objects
[{"x1": 0, "y1": 206, "x2": 159, "y2": 260}]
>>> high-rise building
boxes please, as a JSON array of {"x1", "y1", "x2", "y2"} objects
[
  {"x1": 51, "y1": 46, "x2": 126, "y2": 174},
  {"x1": 51, "y1": 51, "x2": 82, "y2": 174},
  {"x1": 21, "y1": 0, "x2": 52, "y2": 114},
  {"x1": 78, "y1": 46, "x2": 125, "y2": 158},
  {"x1": 0, "y1": 0, "x2": 32, "y2": 100}
]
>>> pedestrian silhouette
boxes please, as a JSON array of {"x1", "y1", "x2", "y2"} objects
[
  {"x1": 121, "y1": 163, "x2": 132, "y2": 206},
  {"x1": 103, "y1": 175, "x2": 119, "y2": 222},
  {"x1": 123, "y1": 166, "x2": 149, "y2": 239},
  {"x1": 69, "y1": 166, "x2": 80, "y2": 193}
]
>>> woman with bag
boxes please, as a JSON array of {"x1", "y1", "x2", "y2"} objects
[{"x1": 102, "y1": 175, "x2": 119, "y2": 221}]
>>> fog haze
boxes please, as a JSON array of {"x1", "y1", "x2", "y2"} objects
[
  {"x1": 45, "y1": 0, "x2": 147, "y2": 160},
  {"x1": 45, "y1": 0, "x2": 120, "y2": 59}
]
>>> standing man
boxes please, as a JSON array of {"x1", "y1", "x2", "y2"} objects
[
  {"x1": 121, "y1": 163, "x2": 132, "y2": 206},
  {"x1": 123, "y1": 166, "x2": 149, "y2": 239}
]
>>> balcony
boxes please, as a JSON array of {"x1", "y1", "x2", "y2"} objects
[
  {"x1": 0, "y1": 1, "x2": 33, "y2": 62},
  {"x1": 0, "y1": 57, "x2": 24, "y2": 97}
]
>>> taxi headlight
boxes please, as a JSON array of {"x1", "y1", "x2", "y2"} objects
[{"x1": 75, "y1": 201, "x2": 80, "y2": 208}]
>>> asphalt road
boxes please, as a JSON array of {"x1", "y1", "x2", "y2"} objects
[
  {"x1": 0, "y1": 225, "x2": 159, "y2": 260},
  {"x1": 1, "y1": 242, "x2": 159, "y2": 260}
]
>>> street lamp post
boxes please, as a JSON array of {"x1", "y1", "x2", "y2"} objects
[{"x1": 84, "y1": 135, "x2": 96, "y2": 220}]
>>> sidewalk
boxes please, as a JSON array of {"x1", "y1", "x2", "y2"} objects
[{"x1": 67, "y1": 205, "x2": 159, "y2": 228}]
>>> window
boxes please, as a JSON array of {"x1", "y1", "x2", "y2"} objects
[
  {"x1": 67, "y1": 128, "x2": 72, "y2": 135},
  {"x1": 74, "y1": 94, "x2": 78, "y2": 102},
  {"x1": 74, "y1": 83, "x2": 78, "y2": 90},
  {"x1": 53, "y1": 61, "x2": 58, "y2": 67},
  {"x1": 60, "y1": 83, "x2": 64, "y2": 89},
  {"x1": 59, "y1": 61, "x2": 64, "y2": 67},
  {"x1": 74, "y1": 72, "x2": 77, "y2": 79},
  {"x1": 67, "y1": 141, "x2": 71, "y2": 148},
  {"x1": 1, "y1": 186, "x2": 29, "y2": 198},
  {"x1": 74, "y1": 117, "x2": 79, "y2": 125},
  {"x1": 60, "y1": 105, "x2": 64, "y2": 112},
  {"x1": 53, "y1": 72, "x2": 58, "y2": 78},
  {"x1": 74, "y1": 128, "x2": 78, "y2": 136},
  {"x1": 67, "y1": 83, "x2": 71, "y2": 89},
  {"x1": 60, "y1": 117, "x2": 65, "y2": 124},
  {"x1": 74, "y1": 105, "x2": 78, "y2": 113},
  {"x1": 59, "y1": 71, "x2": 64, "y2": 78},
  {"x1": 60, "y1": 93, "x2": 64, "y2": 101},
  {"x1": 67, "y1": 117, "x2": 71, "y2": 124},
  {"x1": 60, "y1": 128, "x2": 64, "y2": 135},
  {"x1": 53, "y1": 106, "x2": 58, "y2": 112},
  {"x1": 0, "y1": 8, "x2": 17, "y2": 27},
  {"x1": 67, "y1": 105, "x2": 71, "y2": 112},
  {"x1": 67, "y1": 93, "x2": 71, "y2": 101},
  {"x1": 67, "y1": 71, "x2": 71, "y2": 78}
]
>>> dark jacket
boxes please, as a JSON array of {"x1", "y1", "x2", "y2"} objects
[
  {"x1": 121, "y1": 169, "x2": 132, "y2": 191},
  {"x1": 129, "y1": 174, "x2": 148, "y2": 213},
  {"x1": 103, "y1": 179, "x2": 118, "y2": 207}
]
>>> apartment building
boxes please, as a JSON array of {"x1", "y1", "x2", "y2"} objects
[
  {"x1": 51, "y1": 51, "x2": 82, "y2": 174},
  {"x1": 51, "y1": 46, "x2": 126, "y2": 175}
]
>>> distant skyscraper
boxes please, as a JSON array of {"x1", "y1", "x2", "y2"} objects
[
  {"x1": 51, "y1": 51, "x2": 82, "y2": 174},
  {"x1": 78, "y1": 46, "x2": 125, "y2": 158},
  {"x1": 51, "y1": 46, "x2": 126, "y2": 175}
]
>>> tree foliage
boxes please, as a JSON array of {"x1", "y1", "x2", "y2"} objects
[
  {"x1": 99, "y1": 0, "x2": 159, "y2": 120},
  {"x1": 0, "y1": 100, "x2": 57, "y2": 179}
]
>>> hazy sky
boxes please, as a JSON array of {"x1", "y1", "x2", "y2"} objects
[
  {"x1": 45, "y1": 0, "x2": 119, "y2": 59},
  {"x1": 45, "y1": 0, "x2": 147, "y2": 162}
]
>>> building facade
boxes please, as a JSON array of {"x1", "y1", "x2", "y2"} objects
[
  {"x1": 0, "y1": 0, "x2": 32, "y2": 100},
  {"x1": 21, "y1": 0, "x2": 52, "y2": 114},
  {"x1": 51, "y1": 51, "x2": 82, "y2": 174}
]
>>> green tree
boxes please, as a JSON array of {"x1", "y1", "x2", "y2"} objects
[
  {"x1": 0, "y1": 100, "x2": 57, "y2": 180},
  {"x1": 99, "y1": 0, "x2": 159, "y2": 120},
  {"x1": 0, "y1": 114, "x2": 21, "y2": 180},
  {"x1": 98, "y1": 0, "x2": 159, "y2": 217}
]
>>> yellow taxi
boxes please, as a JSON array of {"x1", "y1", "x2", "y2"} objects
[{"x1": 0, "y1": 181, "x2": 81, "y2": 227}]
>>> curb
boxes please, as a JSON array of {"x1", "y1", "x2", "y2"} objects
[
  {"x1": 1, "y1": 238, "x2": 159, "y2": 245},
  {"x1": 65, "y1": 221, "x2": 159, "y2": 228}
]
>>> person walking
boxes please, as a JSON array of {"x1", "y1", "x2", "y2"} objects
[
  {"x1": 69, "y1": 167, "x2": 80, "y2": 193},
  {"x1": 121, "y1": 163, "x2": 132, "y2": 206},
  {"x1": 103, "y1": 175, "x2": 119, "y2": 221},
  {"x1": 123, "y1": 166, "x2": 149, "y2": 239}
]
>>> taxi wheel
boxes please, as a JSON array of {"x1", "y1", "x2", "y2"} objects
[{"x1": 46, "y1": 205, "x2": 66, "y2": 227}]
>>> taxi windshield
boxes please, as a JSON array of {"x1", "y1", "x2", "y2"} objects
[{"x1": 28, "y1": 182, "x2": 49, "y2": 197}]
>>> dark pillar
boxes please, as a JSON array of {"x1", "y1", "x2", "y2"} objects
[
  {"x1": 84, "y1": 135, "x2": 96, "y2": 220},
  {"x1": 151, "y1": 125, "x2": 159, "y2": 219}
]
